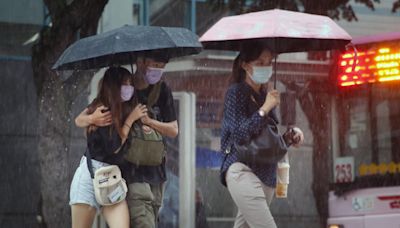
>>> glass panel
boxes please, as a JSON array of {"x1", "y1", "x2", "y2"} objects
[
  {"x1": 338, "y1": 85, "x2": 400, "y2": 178},
  {"x1": 339, "y1": 94, "x2": 372, "y2": 169},
  {"x1": 376, "y1": 100, "x2": 392, "y2": 163},
  {"x1": 159, "y1": 99, "x2": 180, "y2": 228}
]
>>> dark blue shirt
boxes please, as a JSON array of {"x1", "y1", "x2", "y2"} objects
[{"x1": 220, "y1": 82, "x2": 278, "y2": 187}]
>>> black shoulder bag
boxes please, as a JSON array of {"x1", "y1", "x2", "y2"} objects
[{"x1": 234, "y1": 96, "x2": 288, "y2": 165}]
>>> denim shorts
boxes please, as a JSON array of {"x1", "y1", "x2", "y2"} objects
[{"x1": 69, "y1": 156, "x2": 110, "y2": 210}]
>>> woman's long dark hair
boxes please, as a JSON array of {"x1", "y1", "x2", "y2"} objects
[
  {"x1": 231, "y1": 42, "x2": 268, "y2": 83},
  {"x1": 87, "y1": 67, "x2": 134, "y2": 138}
]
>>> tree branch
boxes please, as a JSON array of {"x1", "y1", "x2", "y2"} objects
[
  {"x1": 43, "y1": 0, "x2": 67, "y2": 25},
  {"x1": 33, "y1": 0, "x2": 109, "y2": 96},
  {"x1": 79, "y1": 0, "x2": 109, "y2": 37},
  {"x1": 66, "y1": 0, "x2": 108, "y2": 32}
]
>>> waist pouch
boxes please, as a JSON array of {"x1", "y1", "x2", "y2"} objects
[{"x1": 86, "y1": 150, "x2": 128, "y2": 206}]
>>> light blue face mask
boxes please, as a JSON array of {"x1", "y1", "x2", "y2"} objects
[{"x1": 251, "y1": 66, "x2": 273, "y2": 84}]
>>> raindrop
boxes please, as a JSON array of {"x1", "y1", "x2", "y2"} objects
[
  {"x1": 115, "y1": 35, "x2": 120, "y2": 39},
  {"x1": 36, "y1": 215, "x2": 43, "y2": 223}
]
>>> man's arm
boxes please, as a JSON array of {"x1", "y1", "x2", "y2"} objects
[
  {"x1": 141, "y1": 116, "x2": 178, "y2": 138},
  {"x1": 141, "y1": 82, "x2": 178, "y2": 138},
  {"x1": 75, "y1": 105, "x2": 112, "y2": 128}
]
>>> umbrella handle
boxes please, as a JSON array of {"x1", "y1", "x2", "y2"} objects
[
  {"x1": 129, "y1": 54, "x2": 134, "y2": 74},
  {"x1": 273, "y1": 55, "x2": 277, "y2": 89}
]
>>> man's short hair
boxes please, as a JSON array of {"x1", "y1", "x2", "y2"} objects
[{"x1": 141, "y1": 51, "x2": 170, "y2": 63}]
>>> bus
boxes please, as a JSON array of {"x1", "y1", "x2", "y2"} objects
[{"x1": 327, "y1": 32, "x2": 400, "y2": 228}]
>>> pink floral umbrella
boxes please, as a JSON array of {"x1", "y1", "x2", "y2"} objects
[{"x1": 200, "y1": 9, "x2": 352, "y2": 53}]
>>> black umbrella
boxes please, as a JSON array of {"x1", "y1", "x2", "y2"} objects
[{"x1": 52, "y1": 25, "x2": 203, "y2": 70}]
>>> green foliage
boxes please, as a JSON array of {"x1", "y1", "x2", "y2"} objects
[{"x1": 207, "y1": 0, "x2": 398, "y2": 21}]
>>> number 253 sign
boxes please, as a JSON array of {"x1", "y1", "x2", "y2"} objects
[{"x1": 334, "y1": 157, "x2": 355, "y2": 183}]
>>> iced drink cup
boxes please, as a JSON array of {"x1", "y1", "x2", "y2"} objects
[{"x1": 276, "y1": 162, "x2": 290, "y2": 198}]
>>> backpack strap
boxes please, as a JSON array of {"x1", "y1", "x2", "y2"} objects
[
  {"x1": 85, "y1": 148, "x2": 95, "y2": 179},
  {"x1": 146, "y1": 82, "x2": 162, "y2": 108}
]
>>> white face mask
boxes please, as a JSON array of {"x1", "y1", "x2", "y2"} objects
[{"x1": 250, "y1": 66, "x2": 273, "y2": 84}]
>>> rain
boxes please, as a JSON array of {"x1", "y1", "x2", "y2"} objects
[{"x1": 1, "y1": 0, "x2": 400, "y2": 228}]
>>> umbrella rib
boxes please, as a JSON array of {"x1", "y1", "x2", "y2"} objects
[{"x1": 160, "y1": 27, "x2": 179, "y2": 48}]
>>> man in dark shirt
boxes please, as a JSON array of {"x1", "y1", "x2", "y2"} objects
[{"x1": 75, "y1": 53, "x2": 178, "y2": 228}]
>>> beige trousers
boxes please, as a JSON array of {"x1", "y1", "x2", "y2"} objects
[{"x1": 226, "y1": 162, "x2": 277, "y2": 228}]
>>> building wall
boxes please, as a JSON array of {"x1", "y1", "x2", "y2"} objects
[
  {"x1": 0, "y1": 57, "x2": 91, "y2": 227},
  {"x1": 0, "y1": 0, "x2": 44, "y2": 25},
  {"x1": 0, "y1": 60, "x2": 40, "y2": 228},
  {"x1": 98, "y1": 0, "x2": 137, "y2": 33}
]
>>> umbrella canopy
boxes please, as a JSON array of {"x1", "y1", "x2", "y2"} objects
[
  {"x1": 200, "y1": 9, "x2": 352, "y2": 53},
  {"x1": 53, "y1": 25, "x2": 203, "y2": 70}
]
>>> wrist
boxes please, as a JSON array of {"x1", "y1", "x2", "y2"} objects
[
  {"x1": 127, "y1": 115, "x2": 137, "y2": 124},
  {"x1": 124, "y1": 116, "x2": 134, "y2": 126},
  {"x1": 126, "y1": 119, "x2": 134, "y2": 127},
  {"x1": 144, "y1": 118, "x2": 155, "y2": 127},
  {"x1": 261, "y1": 104, "x2": 273, "y2": 113},
  {"x1": 258, "y1": 109, "x2": 266, "y2": 117},
  {"x1": 88, "y1": 115, "x2": 95, "y2": 125}
]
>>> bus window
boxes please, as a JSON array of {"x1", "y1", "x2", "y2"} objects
[
  {"x1": 338, "y1": 93, "x2": 372, "y2": 167},
  {"x1": 338, "y1": 85, "x2": 400, "y2": 179}
]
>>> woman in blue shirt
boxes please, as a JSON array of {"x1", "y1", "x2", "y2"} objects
[{"x1": 220, "y1": 43, "x2": 304, "y2": 228}]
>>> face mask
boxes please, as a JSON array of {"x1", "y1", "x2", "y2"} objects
[
  {"x1": 120, "y1": 85, "x2": 134, "y2": 101},
  {"x1": 145, "y1": 67, "x2": 164, "y2": 84},
  {"x1": 250, "y1": 66, "x2": 273, "y2": 84}
]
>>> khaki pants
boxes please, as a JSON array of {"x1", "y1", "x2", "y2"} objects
[
  {"x1": 127, "y1": 182, "x2": 164, "y2": 228},
  {"x1": 226, "y1": 162, "x2": 277, "y2": 228}
]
